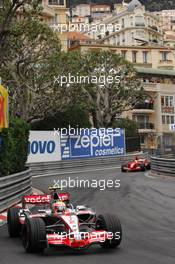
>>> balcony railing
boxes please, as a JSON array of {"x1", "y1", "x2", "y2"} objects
[
  {"x1": 48, "y1": 0, "x2": 65, "y2": 5},
  {"x1": 138, "y1": 123, "x2": 155, "y2": 129},
  {"x1": 159, "y1": 60, "x2": 173, "y2": 64},
  {"x1": 134, "y1": 103, "x2": 154, "y2": 110}
]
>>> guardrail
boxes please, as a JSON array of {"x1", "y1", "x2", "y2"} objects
[
  {"x1": 151, "y1": 156, "x2": 175, "y2": 177},
  {"x1": 27, "y1": 152, "x2": 148, "y2": 176},
  {"x1": 0, "y1": 153, "x2": 148, "y2": 213},
  {"x1": 0, "y1": 169, "x2": 32, "y2": 213}
]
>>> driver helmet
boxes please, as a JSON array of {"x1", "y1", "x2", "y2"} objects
[
  {"x1": 52, "y1": 200, "x2": 66, "y2": 213},
  {"x1": 135, "y1": 156, "x2": 139, "y2": 161}
]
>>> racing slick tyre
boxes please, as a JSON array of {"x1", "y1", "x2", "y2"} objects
[
  {"x1": 146, "y1": 163, "x2": 151, "y2": 170},
  {"x1": 140, "y1": 164, "x2": 146, "y2": 171},
  {"x1": 121, "y1": 165, "x2": 126, "y2": 172},
  {"x1": 96, "y1": 214, "x2": 122, "y2": 249},
  {"x1": 7, "y1": 207, "x2": 21, "y2": 237},
  {"x1": 22, "y1": 217, "x2": 46, "y2": 253}
]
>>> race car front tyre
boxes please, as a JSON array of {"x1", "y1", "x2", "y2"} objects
[
  {"x1": 121, "y1": 165, "x2": 126, "y2": 172},
  {"x1": 22, "y1": 217, "x2": 46, "y2": 253},
  {"x1": 96, "y1": 214, "x2": 122, "y2": 249},
  {"x1": 146, "y1": 163, "x2": 151, "y2": 170},
  {"x1": 7, "y1": 207, "x2": 21, "y2": 237}
]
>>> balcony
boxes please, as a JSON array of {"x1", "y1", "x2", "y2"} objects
[
  {"x1": 161, "y1": 106, "x2": 174, "y2": 114},
  {"x1": 159, "y1": 60, "x2": 174, "y2": 69},
  {"x1": 132, "y1": 103, "x2": 155, "y2": 114},
  {"x1": 149, "y1": 25, "x2": 158, "y2": 31},
  {"x1": 143, "y1": 83, "x2": 158, "y2": 92},
  {"x1": 48, "y1": 0, "x2": 65, "y2": 5},
  {"x1": 138, "y1": 122, "x2": 155, "y2": 133},
  {"x1": 42, "y1": 4, "x2": 55, "y2": 17}
]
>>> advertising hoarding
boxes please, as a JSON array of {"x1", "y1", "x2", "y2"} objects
[
  {"x1": 27, "y1": 131, "x2": 61, "y2": 163},
  {"x1": 61, "y1": 128, "x2": 125, "y2": 160}
]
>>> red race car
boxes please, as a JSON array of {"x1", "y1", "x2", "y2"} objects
[
  {"x1": 7, "y1": 187, "x2": 122, "y2": 253},
  {"x1": 121, "y1": 157, "x2": 151, "y2": 172}
]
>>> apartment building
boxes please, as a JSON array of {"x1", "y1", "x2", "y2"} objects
[
  {"x1": 91, "y1": 4, "x2": 111, "y2": 22},
  {"x1": 69, "y1": 43, "x2": 175, "y2": 151},
  {"x1": 71, "y1": 3, "x2": 111, "y2": 22},
  {"x1": 83, "y1": 0, "x2": 163, "y2": 47},
  {"x1": 41, "y1": 0, "x2": 68, "y2": 51},
  {"x1": 153, "y1": 10, "x2": 175, "y2": 48},
  {"x1": 72, "y1": 4, "x2": 91, "y2": 17}
]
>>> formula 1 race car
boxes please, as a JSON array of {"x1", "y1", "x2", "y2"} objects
[
  {"x1": 7, "y1": 187, "x2": 122, "y2": 253},
  {"x1": 121, "y1": 157, "x2": 151, "y2": 172}
]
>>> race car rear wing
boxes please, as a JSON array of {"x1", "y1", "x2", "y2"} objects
[{"x1": 22, "y1": 195, "x2": 52, "y2": 207}]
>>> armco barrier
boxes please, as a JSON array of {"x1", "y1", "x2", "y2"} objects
[
  {"x1": 0, "y1": 169, "x2": 31, "y2": 213},
  {"x1": 27, "y1": 152, "x2": 148, "y2": 176},
  {"x1": 151, "y1": 156, "x2": 175, "y2": 177},
  {"x1": 0, "y1": 153, "x2": 148, "y2": 213}
]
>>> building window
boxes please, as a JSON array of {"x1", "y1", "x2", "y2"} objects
[
  {"x1": 140, "y1": 134, "x2": 145, "y2": 144},
  {"x1": 133, "y1": 114, "x2": 149, "y2": 124},
  {"x1": 143, "y1": 51, "x2": 148, "y2": 63},
  {"x1": 131, "y1": 32, "x2": 134, "y2": 42},
  {"x1": 161, "y1": 51, "x2": 169, "y2": 61},
  {"x1": 121, "y1": 50, "x2": 127, "y2": 59},
  {"x1": 122, "y1": 18, "x2": 125, "y2": 28},
  {"x1": 122, "y1": 32, "x2": 125, "y2": 43},
  {"x1": 135, "y1": 16, "x2": 145, "y2": 26},
  {"x1": 162, "y1": 115, "x2": 166, "y2": 124},
  {"x1": 161, "y1": 96, "x2": 174, "y2": 107},
  {"x1": 162, "y1": 115, "x2": 175, "y2": 124},
  {"x1": 132, "y1": 51, "x2": 137, "y2": 63},
  {"x1": 49, "y1": 0, "x2": 64, "y2": 5},
  {"x1": 54, "y1": 14, "x2": 58, "y2": 23}
]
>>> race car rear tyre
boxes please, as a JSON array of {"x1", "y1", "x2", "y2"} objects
[
  {"x1": 22, "y1": 217, "x2": 46, "y2": 253},
  {"x1": 96, "y1": 214, "x2": 122, "y2": 248},
  {"x1": 121, "y1": 166, "x2": 126, "y2": 172},
  {"x1": 7, "y1": 207, "x2": 21, "y2": 237},
  {"x1": 140, "y1": 164, "x2": 146, "y2": 171}
]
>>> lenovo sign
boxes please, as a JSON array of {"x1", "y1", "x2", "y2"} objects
[{"x1": 27, "y1": 131, "x2": 61, "y2": 163}]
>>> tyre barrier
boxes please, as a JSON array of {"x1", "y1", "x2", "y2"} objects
[
  {"x1": 151, "y1": 156, "x2": 175, "y2": 177},
  {"x1": 0, "y1": 169, "x2": 32, "y2": 213}
]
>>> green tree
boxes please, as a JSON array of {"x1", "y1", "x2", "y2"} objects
[
  {"x1": 75, "y1": 50, "x2": 144, "y2": 127},
  {"x1": 113, "y1": 118, "x2": 139, "y2": 137},
  {"x1": 0, "y1": 0, "x2": 63, "y2": 122}
]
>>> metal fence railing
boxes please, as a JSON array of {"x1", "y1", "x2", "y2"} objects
[
  {"x1": 0, "y1": 153, "x2": 148, "y2": 213},
  {"x1": 151, "y1": 156, "x2": 175, "y2": 177},
  {"x1": 0, "y1": 169, "x2": 32, "y2": 213}
]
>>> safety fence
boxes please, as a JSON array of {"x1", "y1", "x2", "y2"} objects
[
  {"x1": 151, "y1": 156, "x2": 175, "y2": 177},
  {"x1": 0, "y1": 152, "x2": 148, "y2": 213},
  {"x1": 27, "y1": 152, "x2": 148, "y2": 176},
  {"x1": 0, "y1": 169, "x2": 31, "y2": 213}
]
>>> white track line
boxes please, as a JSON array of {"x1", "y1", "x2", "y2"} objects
[{"x1": 32, "y1": 166, "x2": 121, "y2": 178}]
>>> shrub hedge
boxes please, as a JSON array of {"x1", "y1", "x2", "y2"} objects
[{"x1": 0, "y1": 118, "x2": 29, "y2": 176}]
